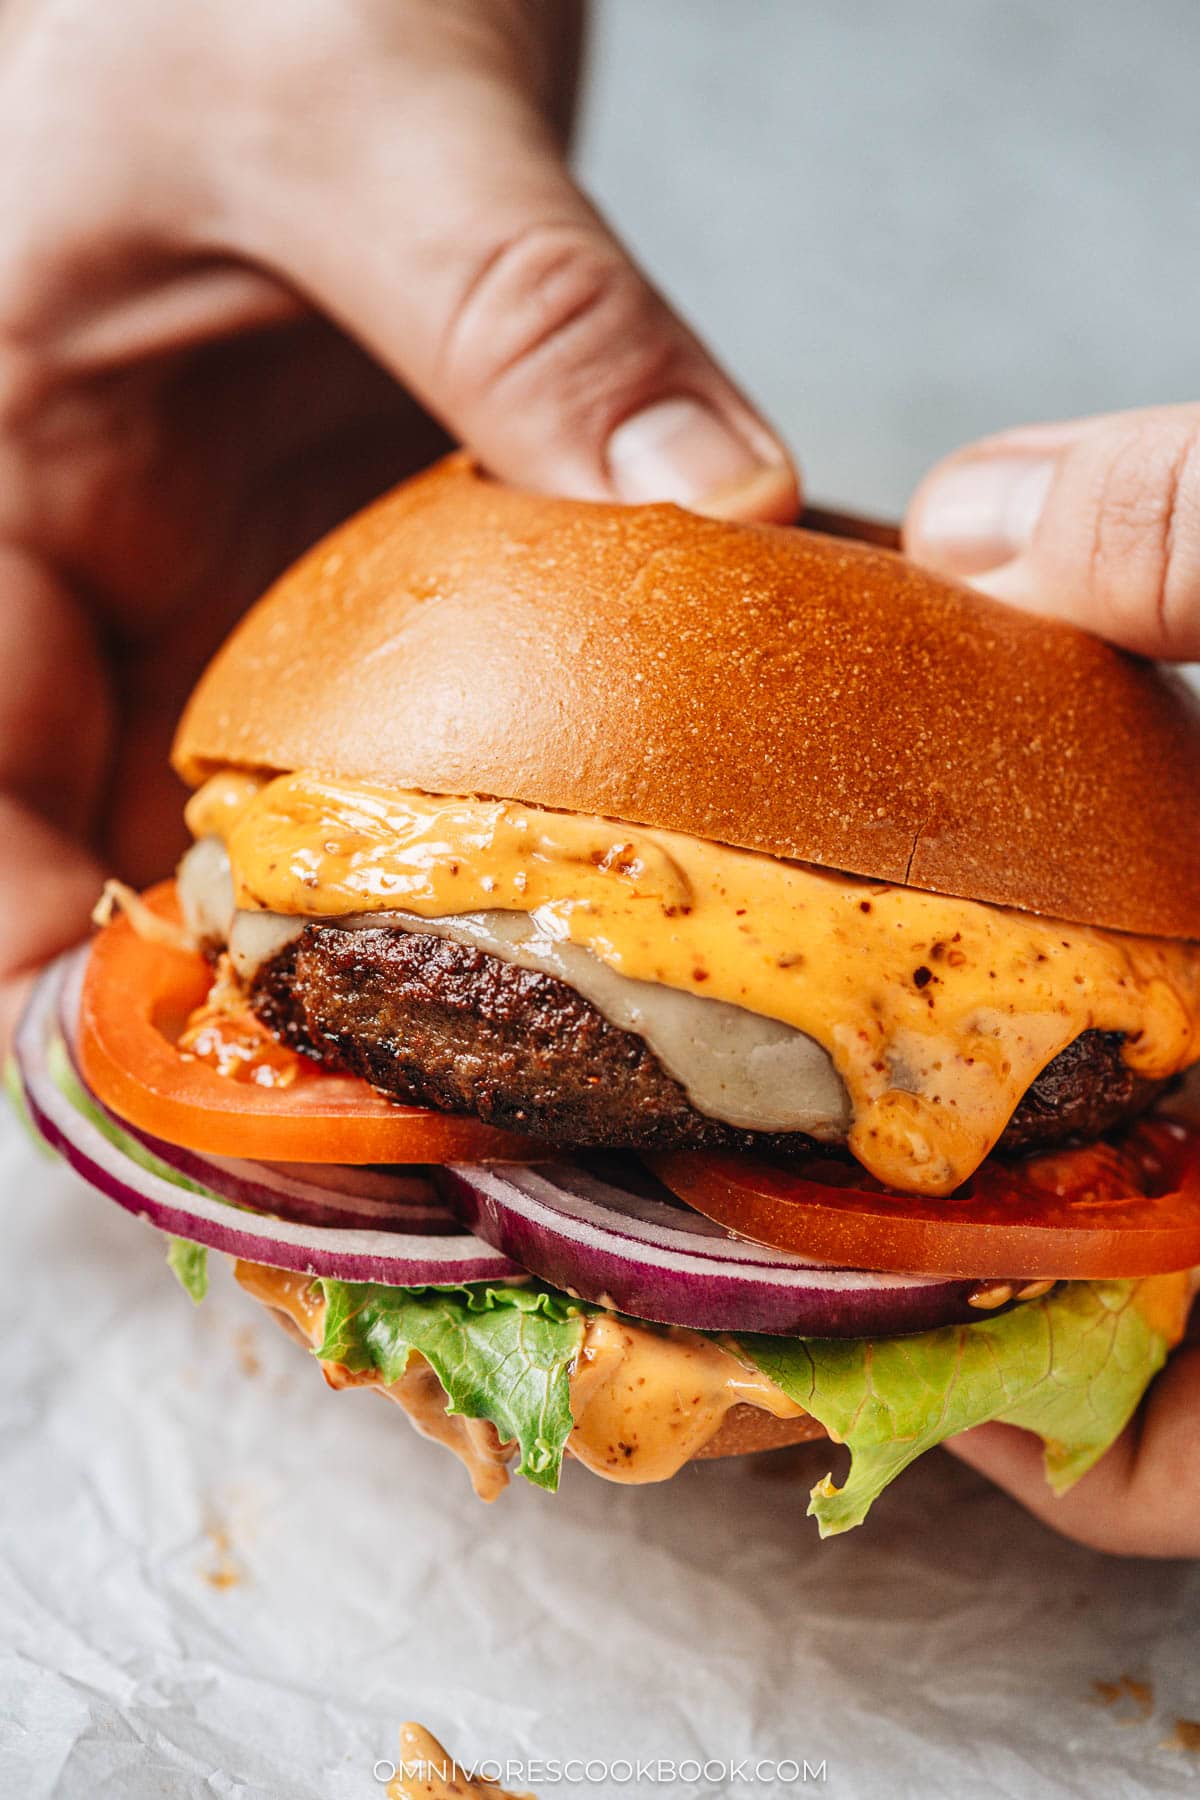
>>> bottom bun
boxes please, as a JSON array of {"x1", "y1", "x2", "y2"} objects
[{"x1": 692, "y1": 1405, "x2": 830, "y2": 1460}]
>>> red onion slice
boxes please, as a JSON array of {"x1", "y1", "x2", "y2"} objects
[
  {"x1": 17, "y1": 954, "x2": 522, "y2": 1286},
  {"x1": 439, "y1": 1163, "x2": 1018, "y2": 1336},
  {"x1": 25, "y1": 946, "x2": 1023, "y2": 1336},
  {"x1": 120, "y1": 1136, "x2": 458, "y2": 1234},
  {"x1": 107, "y1": 1130, "x2": 455, "y2": 1233}
]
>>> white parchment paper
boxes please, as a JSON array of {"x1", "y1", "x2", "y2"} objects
[{"x1": 2, "y1": 1109, "x2": 1199, "y2": 1800}]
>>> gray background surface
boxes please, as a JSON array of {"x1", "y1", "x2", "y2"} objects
[{"x1": 580, "y1": 0, "x2": 1200, "y2": 519}]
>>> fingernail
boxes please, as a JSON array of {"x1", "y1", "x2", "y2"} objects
[
  {"x1": 606, "y1": 397, "x2": 776, "y2": 510},
  {"x1": 914, "y1": 455, "x2": 1057, "y2": 575},
  {"x1": 698, "y1": 462, "x2": 800, "y2": 525}
]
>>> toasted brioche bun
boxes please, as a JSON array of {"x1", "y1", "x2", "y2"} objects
[
  {"x1": 690, "y1": 1405, "x2": 829, "y2": 1460},
  {"x1": 173, "y1": 453, "x2": 1200, "y2": 939}
]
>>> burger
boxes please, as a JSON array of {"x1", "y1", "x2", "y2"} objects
[{"x1": 14, "y1": 454, "x2": 1200, "y2": 1535}]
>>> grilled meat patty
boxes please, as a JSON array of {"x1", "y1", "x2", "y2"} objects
[{"x1": 250, "y1": 925, "x2": 1167, "y2": 1157}]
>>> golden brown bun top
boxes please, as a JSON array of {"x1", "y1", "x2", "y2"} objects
[{"x1": 174, "y1": 454, "x2": 1200, "y2": 939}]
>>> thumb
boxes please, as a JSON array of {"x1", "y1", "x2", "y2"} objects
[
  {"x1": 233, "y1": 49, "x2": 796, "y2": 523},
  {"x1": 903, "y1": 405, "x2": 1200, "y2": 659}
]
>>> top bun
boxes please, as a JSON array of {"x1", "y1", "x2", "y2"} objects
[{"x1": 174, "y1": 454, "x2": 1200, "y2": 940}]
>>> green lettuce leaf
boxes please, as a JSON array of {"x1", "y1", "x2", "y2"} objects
[
  {"x1": 737, "y1": 1278, "x2": 1175, "y2": 1536},
  {"x1": 316, "y1": 1279, "x2": 588, "y2": 1489},
  {"x1": 166, "y1": 1236, "x2": 209, "y2": 1303}
]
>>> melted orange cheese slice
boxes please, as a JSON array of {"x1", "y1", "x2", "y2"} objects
[{"x1": 192, "y1": 771, "x2": 1200, "y2": 1194}]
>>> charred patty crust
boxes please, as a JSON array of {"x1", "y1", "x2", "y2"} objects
[{"x1": 249, "y1": 925, "x2": 1167, "y2": 1156}]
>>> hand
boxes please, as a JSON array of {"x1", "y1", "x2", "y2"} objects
[
  {"x1": 904, "y1": 403, "x2": 1200, "y2": 660},
  {"x1": 0, "y1": 0, "x2": 797, "y2": 1048},
  {"x1": 943, "y1": 1330, "x2": 1200, "y2": 1558},
  {"x1": 906, "y1": 407, "x2": 1200, "y2": 1553}
]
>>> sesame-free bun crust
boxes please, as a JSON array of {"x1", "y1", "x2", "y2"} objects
[
  {"x1": 689, "y1": 1405, "x2": 829, "y2": 1460},
  {"x1": 174, "y1": 454, "x2": 1200, "y2": 938}
]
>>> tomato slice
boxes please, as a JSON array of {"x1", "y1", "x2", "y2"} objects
[
  {"x1": 648, "y1": 1124, "x2": 1200, "y2": 1279},
  {"x1": 77, "y1": 882, "x2": 543, "y2": 1164}
]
